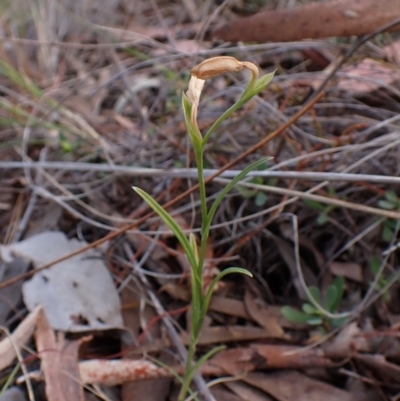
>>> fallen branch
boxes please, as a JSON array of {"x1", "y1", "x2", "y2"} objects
[{"x1": 213, "y1": 0, "x2": 400, "y2": 43}]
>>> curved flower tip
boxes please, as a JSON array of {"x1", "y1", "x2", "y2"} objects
[
  {"x1": 186, "y1": 75, "x2": 205, "y2": 127},
  {"x1": 190, "y1": 56, "x2": 259, "y2": 82},
  {"x1": 187, "y1": 75, "x2": 205, "y2": 109}
]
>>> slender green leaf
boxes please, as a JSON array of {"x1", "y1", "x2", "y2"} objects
[
  {"x1": 202, "y1": 99, "x2": 247, "y2": 145},
  {"x1": 0, "y1": 363, "x2": 20, "y2": 396},
  {"x1": 241, "y1": 71, "x2": 275, "y2": 101},
  {"x1": 149, "y1": 358, "x2": 201, "y2": 401},
  {"x1": 281, "y1": 306, "x2": 310, "y2": 324},
  {"x1": 202, "y1": 72, "x2": 275, "y2": 145},
  {"x1": 187, "y1": 345, "x2": 225, "y2": 385},
  {"x1": 202, "y1": 267, "x2": 252, "y2": 318},
  {"x1": 206, "y1": 159, "x2": 270, "y2": 231},
  {"x1": 132, "y1": 187, "x2": 197, "y2": 269},
  {"x1": 252, "y1": 71, "x2": 275, "y2": 93}
]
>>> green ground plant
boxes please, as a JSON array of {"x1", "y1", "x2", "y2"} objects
[
  {"x1": 281, "y1": 276, "x2": 346, "y2": 331},
  {"x1": 378, "y1": 190, "x2": 400, "y2": 242},
  {"x1": 133, "y1": 56, "x2": 274, "y2": 401},
  {"x1": 303, "y1": 187, "x2": 338, "y2": 225},
  {"x1": 369, "y1": 255, "x2": 391, "y2": 302},
  {"x1": 369, "y1": 255, "x2": 400, "y2": 303}
]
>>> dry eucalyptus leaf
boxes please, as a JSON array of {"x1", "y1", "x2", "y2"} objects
[
  {"x1": 0, "y1": 258, "x2": 30, "y2": 325},
  {"x1": 0, "y1": 231, "x2": 123, "y2": 332},
  {"x1": 0, "y1": 388, "x2": 27, "y2": 401},
  {"x1": 329, "y1": 261, "x2": 363, "y2": 282},
  {"x1": 337, "y1": 58, "x2": 399, "y2": 95}
]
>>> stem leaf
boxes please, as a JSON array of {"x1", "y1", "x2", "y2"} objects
[
  {"x1": 202, "y1": 267, "x2": 252, "y2": 317},
  {"x1": 206, "y1": 158, "x2": 270, "y2": 231},
  {"x1": 132, "y1": 187, "x2": 197, "y2": 269}
]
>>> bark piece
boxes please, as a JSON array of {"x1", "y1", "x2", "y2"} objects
[{"x1": 213, "y1": 0, "x2": 400, "y2": 43}]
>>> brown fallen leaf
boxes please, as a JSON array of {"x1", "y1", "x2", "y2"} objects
[
  {"x1": 225, "y1": 381, "x2": 274, "y2": 401},
  {"x1": 244, "y1": 289, "x2": 285, "y2": 338},
  {"x1": 355, "y1": 353, "x2": 400, "y2": 382},
  {"x1": 208, "y1": 344, "x2": 334, "y2": 375},
  {"x1": 212, "y1": 0, "x2": 400, "y2": 43},
  {"x1": 121, "y1": 284, "x2": 170, "y2": 401},
  {"x1": 268, "y1": 231, "x2": 317, "y2": 300},
  {"x1": 244, "y1": 371, "x2": 363, "y2": 401},
  {"x1": 329, "y1": 261, "x2": 363, "y2": 282},
  {"x1": 208, "y1": 295, "x2": 303, "y2": 329},
  {"x1": 209, "y1": 295, "x2": 249, "y2": 320},
  {"x1": 0, "y1": 306, "x2": 41, "y2": 371},
  {"x1": 322, "y1": 322, "x2": 370, "y2": 359},
  {"x1": 35, "y1": 309, "x2": 84, "y2": 401},
  {"x1": 192, "y1": 325, "x2": 277, "y2": 345},
  {"x1": 250, "y1": 344, "x2": 335, "y2": 369},
  {"x1": 207, "y1": 347, "x2": 257, "y2": 375},
  {"x1": 337, "y1": 58, "x2": 400, "y2": 95},
  {"x1": 211, "y1": 387, "x2": 244, "y2": 401},
  {"x1": 385, "y1": 40, "x2": 400, "y2": 60}
]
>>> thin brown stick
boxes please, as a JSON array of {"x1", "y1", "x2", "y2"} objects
[{"x1": 0, "y1": 91, "x2": 324, "y2": 290}]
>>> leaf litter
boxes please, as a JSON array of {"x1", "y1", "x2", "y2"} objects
[{"x1": 1, "y1": 0, "x2": 400, "y2": 400}]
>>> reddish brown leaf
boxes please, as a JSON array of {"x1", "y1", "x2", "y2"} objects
[
  {"x1": 337, "y1": 58, "x2": 400, "y2": 95},
  {"x1": 244, "y1": 290, "x2": 285, "y2": 338},
  {"x1": 191, "y1": 325, "x2": 277, "y2": 345},
  {"x1": 244, "y1": 371, "x2": 363, "y2": 401},
  {"x1": 329, "y1": 261, "x2": 363, "y2": 282}
]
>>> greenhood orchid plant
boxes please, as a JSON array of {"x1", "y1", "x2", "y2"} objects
[{"x1": 133, "y1": 56, "x2": 274, "y2": 400}]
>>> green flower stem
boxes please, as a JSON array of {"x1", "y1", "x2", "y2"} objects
[
  {"x1": 138, "y1": 64, "x2": 275, "y2": 401},
  {"x1": 202, "y1": 71, "x2": 274, "y2": 146},
  {"x1": 178, "y1": 342, "x2": 197, "y2": 401},
  {"x1": 178, "y1": 144, "x2": 209, "y2": 401},
  {"x1": 194, "y1": 146, "x2": 209, "y2": 272},
  {"x1": 202, "y1": 97, "x2": 247, "y2": 145}
]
